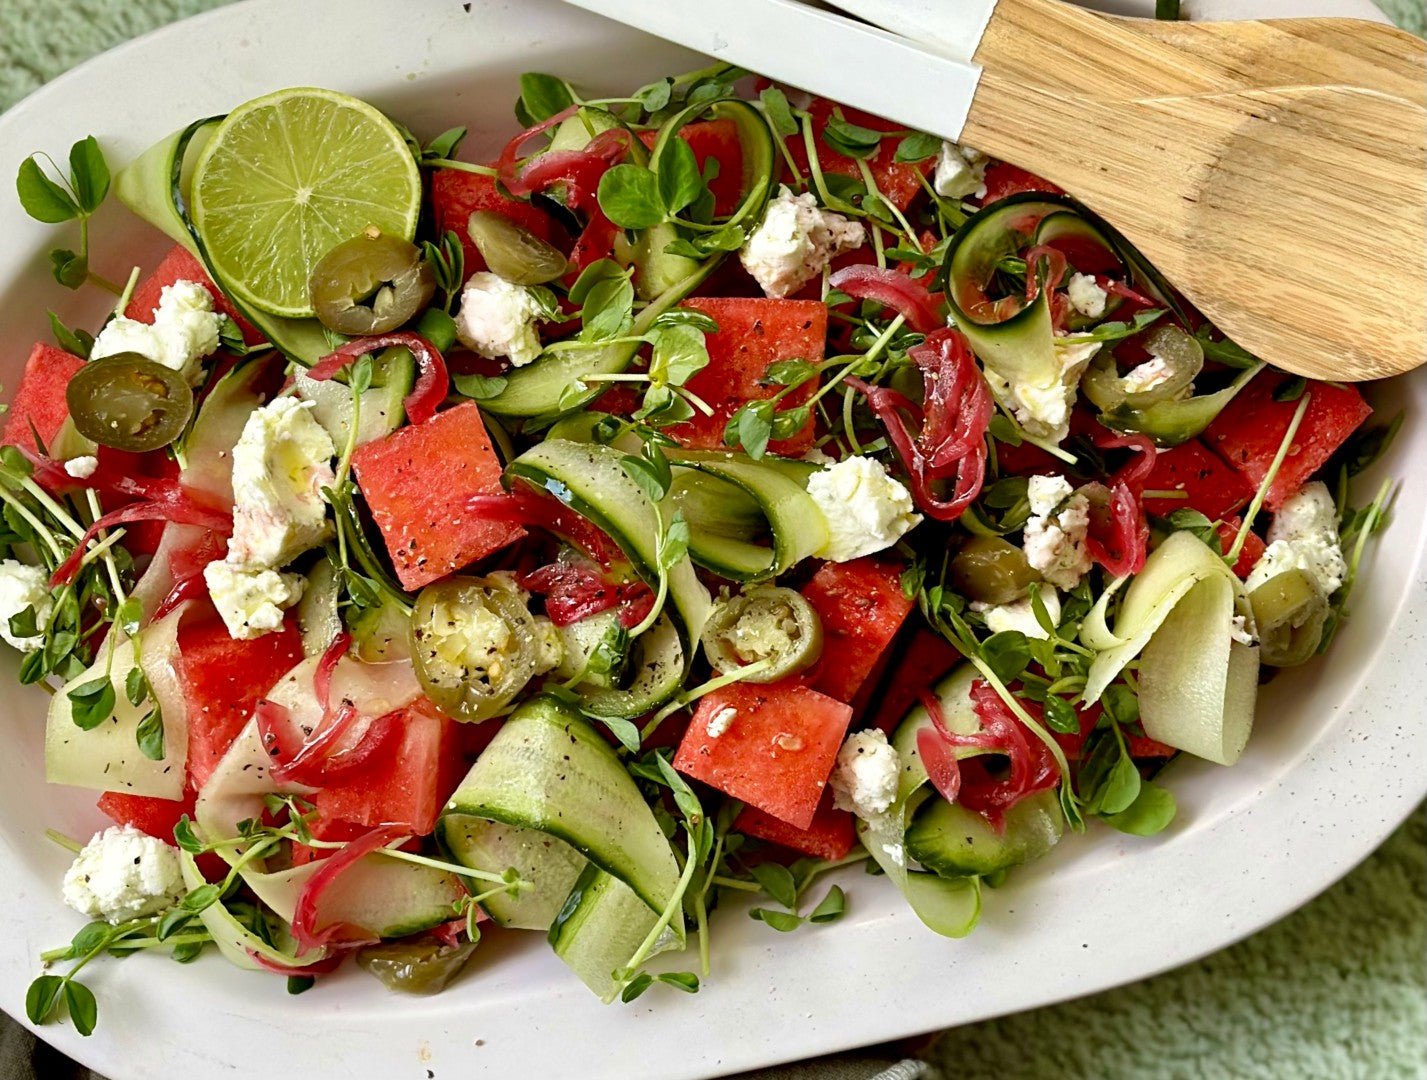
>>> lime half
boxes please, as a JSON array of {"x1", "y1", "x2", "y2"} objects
[{"x1": 190, "y1": 87, "x2": 421, "y2": 318}]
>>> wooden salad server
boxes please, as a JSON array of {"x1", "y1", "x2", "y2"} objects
[{"x1": 558, "y1": 0, "x2": 1426, "y2": 381}]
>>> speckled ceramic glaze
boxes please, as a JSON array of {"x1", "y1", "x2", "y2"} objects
[{"x1": 0, "y1": 1, "x2": 1419, "y2": 1078}]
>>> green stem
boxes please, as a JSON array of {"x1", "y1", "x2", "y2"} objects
[
  {"x1": 423, "y1": 158, "x2": 499, "y2": 177},
  {"x1": 1226, "y1": 392, "x2": 1312, "y2": 565}
]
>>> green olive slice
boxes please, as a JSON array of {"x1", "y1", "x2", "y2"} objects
[
  {"x1": 356, "y1": 936, "x2": 477, "y2": 995},
  {"x1": 64, "y1": 352, "x2": 195, "y2": 453},
  {"x1": 951, "y1": 535, "x2": 1041, "y2": 605},
  {"x1": 1249, "y1": 568, "x2": 1329, "y2": 667},
  {"x1": 309, "y1": 230, "x2": 436, "y2": 335},
  {"x1": 409, "y1": 575, "x2": 542, "y2": 722},
  {"x1": 701, "y1": 586, "x2": 823, "y2": 683},
  {"x1": 466, "y1": 210, "x2": 569, "y2": 286}
]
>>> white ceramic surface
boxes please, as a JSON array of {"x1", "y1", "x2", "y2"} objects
[{"x1": 0, "y1": 1, "x2": 1420, "y2": 1078}]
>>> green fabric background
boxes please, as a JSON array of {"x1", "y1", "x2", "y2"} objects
[{"x1": 0, "y1": 2, "x2": 1422, "y2": 1078}]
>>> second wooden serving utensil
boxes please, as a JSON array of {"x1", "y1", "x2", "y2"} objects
[{"x1": 557, "y1": 0, "x2": 1426, "y2": 381}]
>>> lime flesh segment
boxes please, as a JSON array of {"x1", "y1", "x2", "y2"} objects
[{"x1": 190, "y1": 87, "x2": 421, "y2": 318}]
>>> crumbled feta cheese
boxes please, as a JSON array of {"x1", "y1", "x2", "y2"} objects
[
  {"x1": 227, "y1": 397, "x2": 335, "y2": 569},
  {"x1": 830, "y1": 729, "x2": 900, "y2": 820},
  {"x1": 706, "y1": 707, "x2": 738, "y2": 739},
  {"x1": 801, "y1": 447, "x2": 835, "y2": 466},
  {"x1": 933, "y1": 142, "x2": 987, "y2": 200},
  {"x1": 974, "y1": 588, "x2": 1061, "y2": 640},
  {"x1": 1066, "y1": 273, "x2": 1108, "y2": 319},
  {"x1": 1230, "y1": 614, "x2": 1255, "y2": 645},
  {"x1": 1244, "y1": 481, "x2": 1347, "y2": 597},
  {"x1": 1022, "y1": 475, "x2": 1092, "y2": 590},
  {"x1": 203, "y1": 561, "x2": 305, "y2": 640},
  {"x1": 739, "y1": 185, "x2": 866, "y2": 299},
  {"x1": 63, "y1": 455, "x2": 99, "y2": 479},
  {"x1": 90, "y1": 279, "x2": 222, "y2": 382},
  {"x1": 61, "y1": 824, "x2": 184, "y2": 923},
  {"x1": 1121, "y1": 354, "x2": 1178, "y2": 395},
  {"x1": 0, "y1": 559, "x2": 52, "y2": 652},
  {"x1": 806, "y1": 456, "x2": 922, "y2": 562},
  {"x1": 455, "y1": 272, "x2": 549, "y2": 367},
  {"x1": 984, "y1": 338, "x2": 1101, "y2": 445}
]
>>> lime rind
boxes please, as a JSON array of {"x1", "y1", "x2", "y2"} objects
[{"x1": 190, "y1": 87, "x2": 421, "y2": 319}]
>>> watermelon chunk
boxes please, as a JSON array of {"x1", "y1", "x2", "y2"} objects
[
  {"x1": 309, "y1": 696, "x2": 465, "y2": 836},
  {"x1": 668, "y1": 297, "x2": 827, "y2": 455},
  {"x1": 734, "y1": 793, "x2": 855, "y2": 861},
  {"x1": 863, "y1": 626, "x2": 963, "y2": 735},
  {"x1": 674, "y1": 681, "x2": 853, "y2": 830},
  {"x1": 1218, "y1": 517, "x2": 1266, "y2": 579},
  {"x1": 97, "y1": 790, "x2": 192, "y2": 841},
  {"x1": 431, "y1": 169, "x2": 567, "y2": 283},
  {"x1": 126, "y1": 244, "x2": 264, "y2": 346},
  {"x1": 1, "y1": 342, "x2": 85, "y2": 453},
  {"x1": 782, "y1": 99, "x2": 930, "y2": 211},
  {"x1": 1141, "y1": 439, "x2": 1254, "y2": 522},
  {"x1": 1203, "y1": 375, "x2": 1371, "y2": 511},
  {"x1": 639, "y1": 119, "x2": 745, "y2": 217},
  {"x1": 980, "y1": 162, "x2": 1064, "y2": 204},
  {"x1": 178, "y1": 610, "x2": 305, "y2": 790},
  {"x1": 352, "y1": 400, "x2": 525, "y2": 590},
  {"x1": 800, "y1": 558, "x2": 915, "y2": 704}
]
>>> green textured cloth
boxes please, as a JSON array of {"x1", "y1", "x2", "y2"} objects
[{"x1": 0, "y1": 3, "x2": 1422, "y2": 1080}]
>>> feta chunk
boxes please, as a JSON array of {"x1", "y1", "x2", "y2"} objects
[
  {"x1": 0, "y1": 559, "x2": 52, "y2": 652},
  {"x1": 454, "y1": 272, "x2": 550, "y2": 367},
  {"x1": 706, "y1": 707, "x2": 738, "y2": 739},
  {"x1": 1066, "y1": 273, "x2": 1108, "y2": 319},
  {"x1": 1244, "y1": 481, "x2": 1347, "y2": 597},
  {"x1": 203, "y1": 561, "x2": 305, "y2": 640},
  {"x1": 1022, "y1": 475, "x2": 1092, "y2": 590},
  {"x1": 830, "y1": 729, "x2": 900, "y2": 820},
  {"x1": 739, "y1": 185, "x2": 866, "y2": 299},
  {"x1": 933, "y1": 141, "x2": 988, "y2": 200},
  {"x1": 90, "y1": 279, "x2": 222, "y2": 382},
  {"x1": 63, "y1": 455, "x2": 99, "y2": 479},
  {"x1": 806, "y1": 456, "x2": 922, "y2": 563},
  {"x1": 1230, "y1": 614, "x2": 1255, "y2": 645},
  {"x1": 227, "y1": 397, "x2": 335, "y2": 569},
  {"x1": 974, "y1": 588, "x2": 1061, "y2": 640},
  {"x1": 61, "y1": 824, "x2": 184, "y2": 923},
  {"x1": 1121, "y1": 354, "x2": 1178, "y2": 395},
  {"x1": 984, "y1": 338, "x2": 1101, "y2": 445}
]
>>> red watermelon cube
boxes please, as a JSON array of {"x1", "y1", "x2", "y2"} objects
[
  {"x1": 734, "y1": 793, "x2": 856, "y2": 861},
  {"x1": 1203, "y1": 375, "x2": 1371, "y2": 511},
  {"x1": 178, "y1": 610, "x2": 305, "y2": 790},
  {"x1": 1141, "y1": 439, "x2": 1254, "y2": 522},
  {"x1": 674, "y1": 681, "x2": 853, "y2": 829},
  {"x1": 669, "y1": 297, "x2": 827, "y2": 455},
  {"x1": 800, "y1": 558, "x2": 915, "y2": 704},
  {"x1": 782, "y1": 99, "x2": 931, "y2": 211},
  {"x1": 127, "y1": 245, "x2": 264, "y2": 346},
  {"x1": 2, "y1": 342, "x2": 85, "y2": 453},
  {"x1": 352, "y1": 400, "x2": 524, "y2": 590}
]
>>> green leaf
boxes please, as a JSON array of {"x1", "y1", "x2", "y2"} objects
[
  {"x1": 453, "y1": 372, "x2": 509, "y2": 401},
  {"x1": 580, "y1": 272, "x2": 636, "y2": 342},
  {"x1": 620, "y1": 972, "x2": 655, "y2": 1002},
  {"x1": 657, "y1": 135, "x2": 707, "y2": 215},
  {"x1": 518, "y1": 73, "x2": 575, "y2": 123},
  {"x1": 658, "y1": 971, "x2": 701, "y2": 993},
  {"x1": 16, "y1": 158, "x2": 79, "y2": 223},
  {"x1": 1103, "y1": 781, "x2": 1177, "y2": 836},
  {"x1": 598, "y1": 715, "x2": 642, "y2": 753},
  {"x1": 727, "y1": 400, "x2": 773, "y2": 460},
  {"x1": 1193, "y1": 326, "x2": 1259, "y2": 370},
  {"x1": 749, "y1": 907, "x2": 804, "y2": 932},
  {"x1": 423, "y1": 126, "x2": 468, "y2": 161},
  {"x1": 1097, "y1": 746, "x2": 1142, "y2": 816},
  {"x1": 980, "y1": 631, "x2": 1031, "y2": 684},
  {"x1": 808, "y1": 885, "x2": 846, "y2": 923},
  {"x1": 157, "y1": 908, "x2": 192, "y2": 941},
  {"x1": 136, "y1": 705, "x2": 165, "y2": 761},
  {"x1": 348, "y1": 353, "x2": 376, "y2": 396},
  {"x1": 70, "y1": 921, "x2": 111, "y2": 957},
  {"x1": 173, "y1": 815, "x2": 204, "y2": 854},
  {"x1": 170, "y1": 940, "x2": 205, "y2": 964},
  {"x1": 568, "y1": 258, "x2": 625, "y2": 306},
  {"x1": 894, "y1": 132, "x2": 942, "y2": 164},
  {"x1": 51, "y1": 248, "x2": 88, "y2": 290},
  {"x1": 47, "y1": 311, "x2": 93, "y2": 359},
  {"x1": 822, "y1": 114, "x2": 883, "y2": 159},
  {"x1": 760, "y1": 359, "x2": 819, "y2": 389},
  {"x1": 64, "y1": 980, "x2": 98, "y2": 1036},
  {"x1": 1064, "y1": 308, "x2": 1167, "y2": 345},
  {"x1": 7, "y1": 604, "x2": 39, "y2": 642},
  {"x1": 115, "y1": 596, "x2": 143, "y2": 639},
  {"x1": 749, "y1": 863, "x2": 798, "y2": 909},
  {"x1": 1273, "y1": 376, "x2": 1307, "y2": 403},
  {"x1": 659, "y1": 512, "x2": 690, "y2": 572},
  {"x1": 653, "y1": 749, "x2": 703, "y2": 826},
  {"x1": 124, "y1": 665, "x2": 148, "y2": 708},
  {"x1": 759, "y1": 87, "x2": 799, "y2": 137},
  {"x1": 25, "y1": 975, "x2": 65, "y2": 1025},
  {"x1": 67, "y1": 136, "x2": 110, "y2": 215},
  {"x1": 769, "y1": 404, "x2": 810, "y2": 442},
  {"x1": 68, "y1": 677, "x2": 115, "y2": 731},
  {"x1": 1042, "y1": 694, "x2": 1081, "y2": 735},
  {"x1": 597, "y1": 165, "x2": 667, "y2": 230},
  {"x1": 651, "y1": 309, "x2": 719, "y2": 335},
  {"x1": 620, "y1": 454, "x2": 670, "y2": 504},
  {"x1": 648, "y1": 323, "x2": 709, "y2": 388},
  {"x1": 181, "y1": 883, "x2": 222, "y2": 914},
  {"x1": 287, "y1": 975, "x2": 316, "y2": 995},
  {"x1": 637, "y1": 78, "x2": 674, "y2": 112}
]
